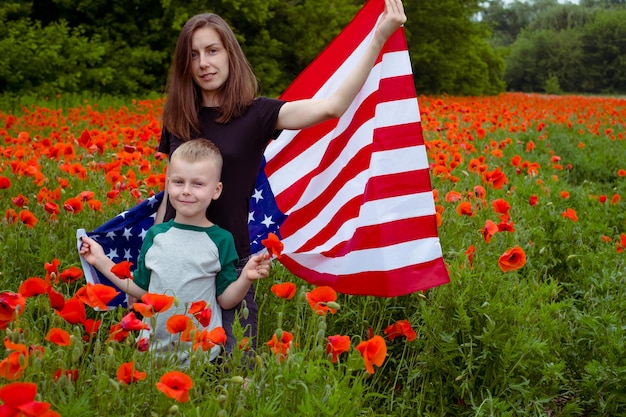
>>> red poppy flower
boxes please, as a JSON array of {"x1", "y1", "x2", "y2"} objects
[
  {"x1": 44, "y1": 202, "x2": 60, "y2": 216},
  {"x1": 445, "y1": 191, "x2": 463, "y2": 203},
  {"x1": 497, "y1": 221, "x2": 516, "y2": 233},
  {"x1": 131, "y1": 302, "x2": 155, "y2": 318},
  {"x1": 0, "y1": 346, "x2": 28, "y2": 380},
  {"x1": 0, "y1": 291, "x2": 26, "y2": 329},
  {"x1": 136, "y1": 337, "x2": 150, "y2": 352},
  {"x1": 44, "y1": 259, "x2": 60, "y2": 283},
  {"x1": 498, "y1": 246, "x2": 527, "y2": 272},
  {"x1": 482, "y1": 167, "x2": 508, "y2": 189},
  {"x1": 108, "y1": 323, "x2": 130, "y2": 343},
  {"x1": 271, "y1": 282, "x2": 297, "y2": 300},
  {"x1": 53, "y1": 369, "x2": 79, "y2": 382},
  {"x1": 238, "y1": 337, "x2": 251, "y2": 351},
  {"x1": 4, "y1": 209, "x2": 18, "y2": 226},
  {"x1": 155, "y1": 371, "x2": 193, "y2": 403},
  {"x1": 208, "y1": 326, "x2": 227, "y2": 345},
  {"x1": 166, "y1": 314, "x2": 193, "y2": 334},
  {"x1": 261, "y1": 232, "x2": 284, "y2": 258},
  {"x1": 456, "y1": 201, "x2": 473, "y2": 217},
  {"x1": 59, "y1": 266, "x2": 83, "y2": 284},
  {"x1": 306, "y1": 286, "x2": 338, "y2": 315},
  {"x1": 383, "y1": 319, "x2": 417, "y2": 342},
  {"x1": 120, "y1": 311, "x2": 150, "y2": 332},
  {"x1": 618, "y1": 169, "x2": 626, "y2": 177},
  {"x1": 188, "y1": 301, "x2": 212, "y2": 327},
  {"x1": 598, "y1": 195, "x2": 607, "y2": 203},
  {"x1": 0, "y1": 176, "x2": 10, "y2": 189},
  {"x1": 111, "y1": 261, "x2": 133, "y2": 280},
  {"x1": 529, "y1": 195, "x2": 538, "y2": 206},
  {"x1": 561, "y1": 208, "x2": 579, "y2": 222},
  {"x1": 82, "y1": 318, "x2": 101, "y2": 339},
  {"x1": 117, "y1": 362, "x2": 147, "y2": 385},
  {"x1": 267, "y1": 330, "x2": 295, "y2": 357},
  {"x1": 19, "y1": 211, "x2": 39, "y2": 228},
  {"x1": 356, "y1": 335, "x2": 387, "y2": 374},
  {"x1": 75, "y1": 283, "x2": 120, "y2": 310},
  {"x1": 47, "y1": 286, "x2": 66, "y2": 311},
  {"x1": 46, "y1": 328, "x2": 72, "y2": 346},
  {"x1": 326, "y1": 335, "x2": 351, "y2": 363},
  {"x1": 12, "y1": 195, "x2": 28, "y2": 208},
  {"x1": 141, "y1": 293, "x2": 175, "y2": 313},
  {"x1": 611, "y1": 194, "x2": 621, "y2": 205},
  {"x1": 0, "y1": 382, "x2": 54, "y2": 415},
  {"x1": 63, "y1": 197, "x2": 84, "y2": 213},
  {"x1": 78, "y1": 190, "x2": 95, "y2": 201},
  {"x1": 18, "y1": 277, "x2": 50, "y2": 298},
  {"x1": 55, "y1": 297, "x2": 86, "y2": 325},
  {"x1": 482, "y1": 219, "x2": 499, "y2": 243},
  {"x1": 191, "y1": 326, "x2": 226, "y2": 351}
]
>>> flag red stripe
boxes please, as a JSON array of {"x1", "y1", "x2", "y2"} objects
[
  {"x1": 373, "y1": 122, "x2": 424, "y2": 150},
  {"x1": 322, "y1": 215, "x2": 440, "y2": 257},
  {"x1": 284, "y1": 169, "x2": 434, "y2": 252},
  {"x1": 279, "y1": 0, "x2": 384, "y2": 101},
  {"x1": 280, "y1": 256, "x2": 450, "y2": 297}
]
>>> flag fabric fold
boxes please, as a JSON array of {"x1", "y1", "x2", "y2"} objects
[{"x1": 78, "y1": 0, "x2": 449, "y2": 307}]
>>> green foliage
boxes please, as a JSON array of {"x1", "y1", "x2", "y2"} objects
[
  {"x1": 580, "y1": 8, "x2": 626, "y2": 93},
  {"x1": 505, "y1": 28, "x2": 586, "y2": 93},
  {"x1": 405, "y1": 0, "x2": 506, "y2": 96},
  {"x1": 0, "y1": 18, "x2": 111, "y2": 97}
]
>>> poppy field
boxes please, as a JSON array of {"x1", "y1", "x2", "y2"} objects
[{"x1": 1, "y1": 92, "x2": 626, "y2": 416}]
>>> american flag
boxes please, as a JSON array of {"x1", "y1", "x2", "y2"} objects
[
  {"x1": 77, "y1": 193, "x2": 163, "y2": 308},
  {"x1": 247, "y1": 0, "x2": 449, "y2": 296},
  {"x1": 79, "y1": 0, "x2": 449, "y2": 306}
]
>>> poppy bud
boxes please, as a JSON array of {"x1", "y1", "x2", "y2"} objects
[
  {"x1": 241, "y1": 306, "x2": 249, "y2": 320},
  {"x1": 167, "y1": 405, "x2": 179, "y2": 415},
  {"x1": 275, "y1": 328, "x2": 283, "y2": 340},
  {"x1": 325, "y1": 301, "x2": 341, "y2": 311},
  {"x1": 229, "y1": 376, "x2": 245, "y2": 384},
  {"x1": 108, "y1": 378, "x2": 120, "y2": 392}
]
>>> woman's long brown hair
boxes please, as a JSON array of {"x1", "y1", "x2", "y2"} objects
[{"x1": 162, "y1": 13, "x2": 258, "y2": 140}]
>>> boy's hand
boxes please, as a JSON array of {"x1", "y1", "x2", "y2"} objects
[
  {"x1": 244, "y1": 253, "x2": 271, "y2": 281},
  {"x1": 79, "y1": 236, "x2": 106, "y2": 266}
]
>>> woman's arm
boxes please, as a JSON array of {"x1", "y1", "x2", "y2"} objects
[{"x1": 275, "y1": 0, "x2": 406, "y2": 130}]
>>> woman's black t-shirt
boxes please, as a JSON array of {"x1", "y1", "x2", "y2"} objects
[{"x1": 158, "y1": 97, "x2": 286, "y2": 259}]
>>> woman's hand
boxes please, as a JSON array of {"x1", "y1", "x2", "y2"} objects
[{"x1": 376, "y1": 0, "x2": 407, "y2": 42}]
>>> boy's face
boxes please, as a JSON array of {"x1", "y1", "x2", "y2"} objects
[{"x1": 167, "y1": 156, "x2": 222, "y2": 226}]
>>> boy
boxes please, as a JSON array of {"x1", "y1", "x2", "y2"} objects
[{"x1": 79, "y1": 139, "x2": 270, "y2": 362}]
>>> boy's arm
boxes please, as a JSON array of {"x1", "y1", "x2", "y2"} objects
[
  {"x1": 217, "y1": 253, "x2": 270, "y2": 310},
  {"x1": 79, "y1": 236, "x2": 147, "y2": 299}
]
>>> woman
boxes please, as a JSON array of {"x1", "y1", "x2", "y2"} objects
[{"x1": 156, "y1": 0, "x2": 406, "y2": 352}]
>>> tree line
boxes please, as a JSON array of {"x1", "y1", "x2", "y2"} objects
[{"x1": 0, "y1": 0, "x2": 625, "y2": 99}]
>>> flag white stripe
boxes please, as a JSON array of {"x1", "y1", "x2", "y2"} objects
[
  {"x1": 288, "y1": 237, "x2": 443, "y2": 274},
  {"x1": 283, "y1": 191, "x2": 436, "y2": 252},
  {"x1": 370, "y1": 145, "x2": 429, "y2": 176}
]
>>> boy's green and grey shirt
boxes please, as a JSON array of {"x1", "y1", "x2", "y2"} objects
[{"x1": 133, "y1": 220, "x2": 239, "y2": 297}]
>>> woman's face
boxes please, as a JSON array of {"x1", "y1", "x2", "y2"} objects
[{"x1": 190, "y1": 27, "x2": 230, "y2": 107}]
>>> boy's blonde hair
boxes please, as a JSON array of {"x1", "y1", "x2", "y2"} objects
[{"x1": 170, "y1": 139, "x2": 223, "y2": 175}]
